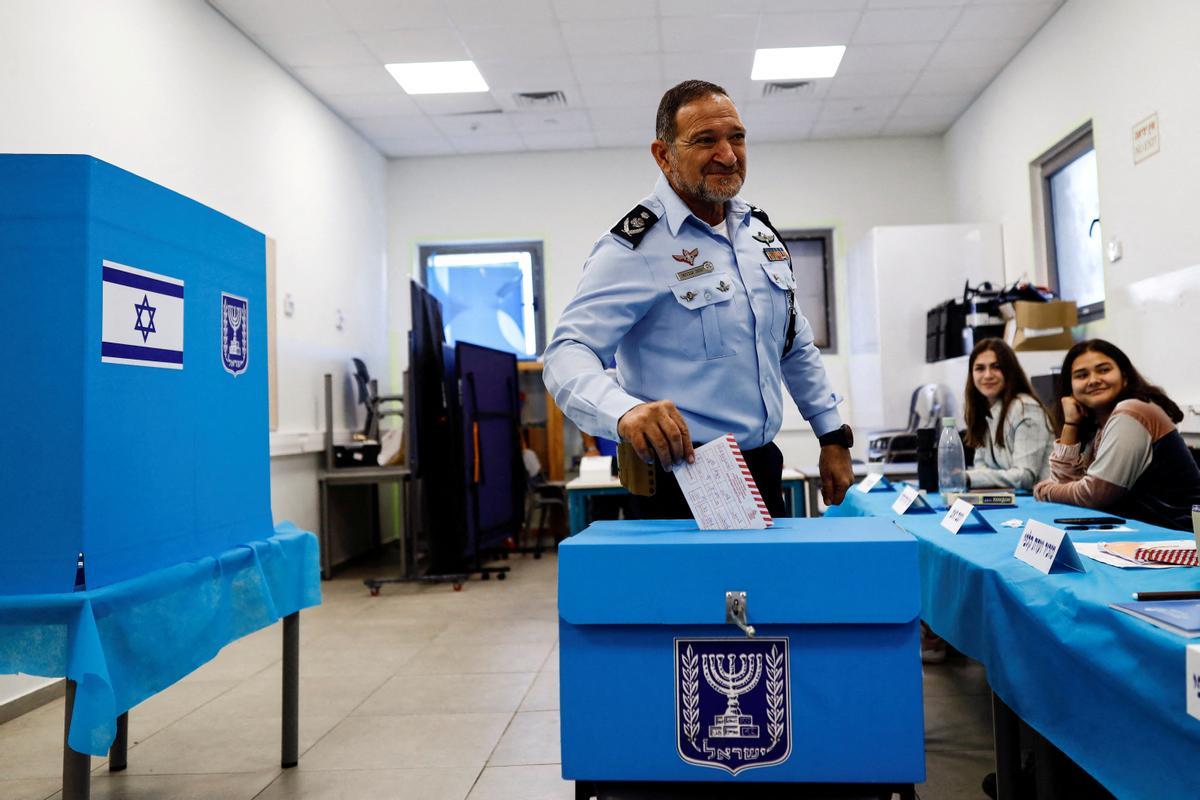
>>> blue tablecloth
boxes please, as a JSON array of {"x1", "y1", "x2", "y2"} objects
[
  {"x1": 829, "y1": 489, "x2": 1200, "y2": 800},
  {"x1": 0, "y1": 523, "x2": 321, "y2": 756}
]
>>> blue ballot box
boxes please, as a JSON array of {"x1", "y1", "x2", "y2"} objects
[
  {"x1": 0, "y1": 155, "x2": 269, "y2": 594},
  {"x1": 558, "y1": 518, "x2": 925, "y2": 785}
]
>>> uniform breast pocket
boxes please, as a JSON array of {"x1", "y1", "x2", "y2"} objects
[
  {"x1": 667, "y1": 272, "x2": 738, "y2": 360},
  {"x1": 759, "y1": 261, "x2": 794, "y2": 344}
]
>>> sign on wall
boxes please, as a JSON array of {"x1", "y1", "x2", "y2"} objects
[{"x1": 1132, "y1": 113, "x2": 1160, "y2": 164}]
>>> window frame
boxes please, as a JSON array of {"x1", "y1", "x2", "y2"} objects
[
  {"x1": 417, "y1": 240, "x2": 547, "y2": 359},
  {"x1": 779, "y1": 227, "x2": 837, "y2": 354},
  {"x1": 1034, "y1": 123, "x2": 1105, "y2": 323}
]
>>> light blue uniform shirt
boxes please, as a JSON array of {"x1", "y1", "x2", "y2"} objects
[{"x1": 544, "y1": 174, "x2": 843, "y2": 450}]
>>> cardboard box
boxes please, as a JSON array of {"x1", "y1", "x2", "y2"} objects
[{"x1": 1002, "y1": 300, "x2": 1078, "y2": 351}]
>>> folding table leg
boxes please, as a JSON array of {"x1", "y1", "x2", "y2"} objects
[
  {"x1": 108, "y1": 712, "x2": 128, "y2": 771},
  {"x1": 281, "y1": 611, "x2": 300, "y2": 768},
  {"x1": 991, "y1": 691, "x2": 1021, "y2": 800},
  {"x1": 62, "y1": 680, "x2": 91, "y2": 800}
]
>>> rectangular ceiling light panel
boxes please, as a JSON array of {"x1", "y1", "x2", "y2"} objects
[
  {"x1": 751, "y1": 46, "x2": 846, "y2": 81},
  {"x1": 386, "y1": 61, "x2": 489, "y2": 94}
]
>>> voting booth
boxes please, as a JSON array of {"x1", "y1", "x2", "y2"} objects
[
  {"x1": 0, "y1": 154, "x2": 271, "y2": 594},
  {"x1": 558, "y1": 518, "x2": 925, "y2": 789}
]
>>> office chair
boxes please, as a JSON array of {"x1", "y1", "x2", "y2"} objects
[
  {"x1": 867, "y1": 383, "x2": 957, "y2": 463},
  {"x1": 351, "y1": 358, "x2": 404, "y2": 442}
]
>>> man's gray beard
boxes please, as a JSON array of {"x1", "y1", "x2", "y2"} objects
[{"x1": 675, "y1": 171, "x2": 744, "y2": 204}]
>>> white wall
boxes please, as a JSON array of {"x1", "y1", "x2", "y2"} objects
[
  {"x1": 944, "y1": 0, "x2": 1200, "y2": 412},
  {"x1": 388, "y1": 138, "x2": 950, "y2": 467},
  {"x1": 0, "y1": 0, "x2": 391, "y2": 538}
]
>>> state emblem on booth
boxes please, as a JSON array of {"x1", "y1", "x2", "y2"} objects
[
  {"x1": 675, "y1": 637, "x2": 791, "y2": 775},
  {"x1": 221, "y1": 292, "x2": 249, "y2": 376}
]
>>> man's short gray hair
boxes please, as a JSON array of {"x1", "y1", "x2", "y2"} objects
[{"x1": 655, "y1": 80, "x2": 730, "y2": 144}]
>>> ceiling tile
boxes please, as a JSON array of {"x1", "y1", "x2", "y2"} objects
[
  {"x1": 660, "y1": 0, "x2": 763, "y2": 14},
  {"x1": 867, "y1": 0, "x2": 966, "y2": 7},
  {"x1": 661, "y1": 51, "x2": 755, "y2": 87},
  {"x1": 376, "y1": 137, "x2": 457, "y2": 158},
  {"x1": 587, "y1": 107, "x2": 655, "y2": 132},
  {"x1": 473, "y1": 57, "x2": 576, "y2": 92},
  {"x1": 357, "y1": 29, "x2": 469, "y2": 63},
  {"x1": 744, "y1": 78, "x2": 832, "y2": 103},
  {"x1": 350, "y1": 115, "x2": 442, "y2": 139},
  {"x1": 412, "y1": 93, "x2": 504, "y2": 115},
  {"x1": 445, "y1": 0, "x2": 556, "y2": 27},
  {"x1": 571, "y1": 53, "x2": 663, "y2": 85},
  {"x1": 325, "y1": 91, "x2": 422, "y2": 118},
  {"x1": 892, "y1": 93, "x2": 973, "y2": 118},
  {"x1": 752, "y1": 121, "x2": 815, "y2": 142},
  {"x1": 740, "y1": 100, "x2": 823, "y2": 128},
  {"x1": 561, "y1": 18, "x2": 660, "y2": 55},
  {"x1": 581, "y1": 82, "x2": 668, "y2": 109},
  {"x1": 818, "y1": 96, "x2": 901, "y2": 121},
  {"x1": 826, "y1": 71, "x2": 918, "y2": 98},
  {"x1": 448, "y1": 132, "x2": 529, "y2": 153},
  {"x1": 325, "y1": 0, "x2": 449, "y2": 29},
  {"x1": 852, "y1": 8, "x2": 960, "y2": 43},
  {"x1": 948, "y1": 3, "x2": 1059, "y2": 40},
  {"x1": 432, "y1": 111, "x2": 516, "y2": 137},
  {"x1": 926, "y1": 37, "x2": 1025, "y2": 71},
  {"x1": 458, "y1": 23, "x2": 567, "y2": 61},
  {"x1": 254, "y1": 32, "x2": 377, "y2": 67},
  {"x1": 809, "y1": 117, "x2": 885, "y2": 139},
  {"x1": 909, "y1": 67, "x2": 994, "y2": 96},
  {"x1": 881, "y1": 115, "x2": 956, "y2": 136},
  {"x1": 553, "y1": 0, "x2": 655, "y2": 20},
  {"x1": 660, "y1": 15, "x2": 759, "y2": 53},
  {"x1": 520, "y1": 130, "x2": 599, "y2": 151},
  {"x1": 836, "y1": 42, "x2": 937, "y2": 73},
  {"x1": 593, "y1": 128, "x2": 653, "y2": 148},
  {"x1": 210, "y1": 0, "x2": 345, "y2": 36},
  {"x1": 762, "y1": 0, "x2": 865, "y2": 10},
  {"x1": 755, "y1": 11, "x2": 862, "y2": 48},
  {"x1": 508, "y1": 109, "x2": 593, "y2": 133},
  {"x1": 293, "y1": 64, "x2": 400, "y2": 95}
]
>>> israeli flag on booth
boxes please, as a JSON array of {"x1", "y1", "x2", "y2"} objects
[{"x1": 100, "y1": 260, "x2": 185, "y2": 369}]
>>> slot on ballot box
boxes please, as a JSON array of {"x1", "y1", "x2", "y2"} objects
[{"x1": 557, "y1": 518, "x2": 925, "y2": 785}]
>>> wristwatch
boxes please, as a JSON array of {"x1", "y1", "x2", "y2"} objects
[{"x1": 817, "y1": 424, "x2": 854, "y2": 449}]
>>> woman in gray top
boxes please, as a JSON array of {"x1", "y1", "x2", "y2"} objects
[{"x1": 962, "y1": 339, "x2": 1056, "y2": 490}]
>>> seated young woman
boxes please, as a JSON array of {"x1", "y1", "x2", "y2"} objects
[
  {"x1": 962, "y1": 338, "x2": 1055, "y2": 490},
  {"x1": 1033, "y1": 339, "x2": 1200, "y2": 530}
]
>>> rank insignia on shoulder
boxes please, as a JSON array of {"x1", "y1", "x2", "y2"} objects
[
  {"x1": 753, "y1": 230, "x2": 776, "y2": 245},
  {"x1": 611, "y1": 204, "x2": 660, "y2": 248},
  {"x1": 672, "y1": 247, "x2": 699, "y2": 265},
  {"x1": 675, "y1": 261, "x2": 714, "y2": 281},
  {"x1": 763, "y1": 247, "x2": 789, "y2": 262}
]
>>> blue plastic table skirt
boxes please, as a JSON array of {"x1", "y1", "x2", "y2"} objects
[
  {"x1": 828, "y1": 489, "x2": 1200, "y2": 800},
  {"x1": 0, "y1": 523, "x2": 321, "y2": 756}
]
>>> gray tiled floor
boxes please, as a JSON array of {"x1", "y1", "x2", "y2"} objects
[{"x1": 0, "y1": 549, "x2": 996, "y2": 799}]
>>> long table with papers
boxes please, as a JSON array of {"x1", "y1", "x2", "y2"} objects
[{"x1": 828, "y1": 487, "x2": 1200, "y2": 800}]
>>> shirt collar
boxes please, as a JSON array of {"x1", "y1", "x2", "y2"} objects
[{"x1": 653, "y1": 172, "x2": 751, "y2": 237}]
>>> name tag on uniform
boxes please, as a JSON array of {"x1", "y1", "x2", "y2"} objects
[
  {"x1": 675, "y1": 262, "x2": 715, "y2": 281},
  {"x1": 763, "y1": 248, "x2": 789, "y2": 262}
]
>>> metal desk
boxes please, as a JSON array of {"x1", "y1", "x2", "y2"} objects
[{"x1": 317, "y1": 466, "x2": 410, "y2": 579}]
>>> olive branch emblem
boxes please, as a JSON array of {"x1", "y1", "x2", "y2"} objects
[
  {"x1": 765, "y1": 644, "x2": 785, "y2": 748},
  {"x1": 681, "y1": 645, "x2": 701, "y2": 746}
]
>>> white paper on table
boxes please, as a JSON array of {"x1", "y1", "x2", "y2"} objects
[
  {"x1": 672, "y1": 434, "x2": 773, "y2": 530},
  {"x1": 579, "y1": 456, "x2": 613, "y2": 482},
  {"x1": 1074, "y1": 542, "x2": 1177, "y2": 569}
]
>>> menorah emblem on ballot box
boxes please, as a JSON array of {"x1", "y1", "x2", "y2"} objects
[{"x1": 675, "y1": 638, "x2": 791, "y2": 774}]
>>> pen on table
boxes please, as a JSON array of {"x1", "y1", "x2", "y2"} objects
[{"x1": 1131, "y1": 590, "x2": 1200, "y2": 601}]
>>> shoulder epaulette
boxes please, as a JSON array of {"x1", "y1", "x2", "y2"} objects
[{"x1": 610, "y1": 204, "x2": 659, "y2": 249}]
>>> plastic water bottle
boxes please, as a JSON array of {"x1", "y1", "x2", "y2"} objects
[{"x1": 937, "y1": 417, "x2": 966, "y2": 494}]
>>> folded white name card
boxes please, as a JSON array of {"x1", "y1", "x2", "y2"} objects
[
  {"x1": 1187, "y1": 645, "x2": 1200, "y2": 722},
  {"x1": 1013, "y1": 519, "x2": 1085, "y2": 574}
]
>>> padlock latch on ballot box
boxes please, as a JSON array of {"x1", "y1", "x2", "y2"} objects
[{"x1": 725, "y1": 591, "x2": 756, "y2": 638}]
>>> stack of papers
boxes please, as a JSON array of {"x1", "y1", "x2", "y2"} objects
[{"x1": 1076, "y1": 540, "x2": 1197, "y2": 569}]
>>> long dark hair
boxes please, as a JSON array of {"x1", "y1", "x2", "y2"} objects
[
  {"x1": 964, "y1": 338, "x2": 1051, "y2": 450},
  {"x1": 1056, "y1": 339, "x2": 1183, "y2": 443}
]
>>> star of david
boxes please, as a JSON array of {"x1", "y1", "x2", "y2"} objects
[{"x1": 133, "y1": 294, "x2": 157, "y2": 343}]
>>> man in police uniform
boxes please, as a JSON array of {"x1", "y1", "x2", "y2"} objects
[{"x1": 544, "y1": 80, "x2": 854, "y2": 518}]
